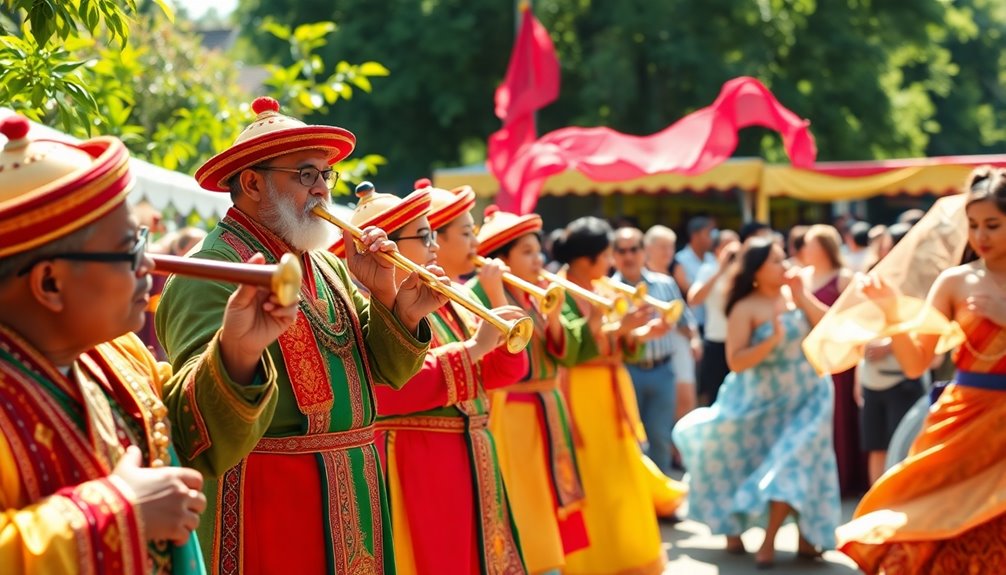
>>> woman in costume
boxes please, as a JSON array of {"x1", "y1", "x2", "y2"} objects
[
  {"x1": 800, "y1": 224, "x2": 870, "y2": 496},
  {"x1": 333, "y1": 181, "x2": 530, "y2": 575},
  {"x1": 550, "y1": 217, "x2": 668, "y2": 575},
  {"x1": 838, "y1": 166, "x2": 1006, "y2": 574},
  {"x1": 672, "y1": 237, "x2": 841, "y2": 568},
  {"x1": 467, "y1": 206, "x2": 599, "y2": 574}
]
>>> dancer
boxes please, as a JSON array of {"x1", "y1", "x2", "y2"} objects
[
  {"x1": 673, "y1": 237, "x2": 841, "y2": 568},
  {"x1": 839, "y1": 167, "x2": 1006, "y2": 574}
]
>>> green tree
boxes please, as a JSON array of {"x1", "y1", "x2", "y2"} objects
[{"x1": 235, "y1": 0, "x2": 1006, "y2": 182}]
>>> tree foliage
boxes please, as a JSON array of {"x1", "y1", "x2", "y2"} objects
[
  {"x1": 235, "y1": 0, "x2": 1006, "y2": 186},
  {"x1": 0, "y1": 4, "x2": 387, "y2": 194}
]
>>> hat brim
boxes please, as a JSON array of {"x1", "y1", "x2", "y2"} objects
[
  {"x1": 428, "y1": 186, "x2": 476, "y2": 231},
  {"x1": 0, "y1": 137, "x2": 133, "y2": 258},
  {"x1": 195, "y1": 126, "x2": 356, "y2": 192},
  {"x1": 329, "y1": 190, "x2": 431, "y2": 258},
  {"x1": 477, "y1": 214, "x2": 543, "y2": 257}
]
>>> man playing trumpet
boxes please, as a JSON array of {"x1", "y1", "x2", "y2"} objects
[
  {"x1": 331, "y1": 179, "x2": 530, "y2": 574},
  {"x1": 156, "y1": 98, "x2": 444, "y2": 575},
  {"x1": 0, "y1": 115, "x2": 297, "y2": 573}
]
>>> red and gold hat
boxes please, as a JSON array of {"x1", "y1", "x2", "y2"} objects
[
  {"x1": 0, "y1": 115, "x2": 134, "y2": 258},
  {"x1": 195, "y1": 97, "x2": 356, "y2": 192},
  {"x1": 329, "y1": 181, "x2": 431, "y2": 257},
  {"x1": 413, "y1": 178, "x2": 476, "y2": 231},
  {"x1": 476, "y1": 205, "x2": 543, "y2": 257}
]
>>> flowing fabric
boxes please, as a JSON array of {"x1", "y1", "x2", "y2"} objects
[
  {"x1": 838, "y1": 314, "x2": 1006, "y2": 574},
  {"x1": 803, "y1": 194, "x2": 969, "y2": 376},
  {"x1": 490, "y1": 76, "x2": 817, "y2": 215},
  {"x1": 673, "y1": 310, "x2": 841, "y2": 548}
]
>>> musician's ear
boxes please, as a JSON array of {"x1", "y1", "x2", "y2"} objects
[
  {"x1": 239, "y1": 169, "x2": 264, "y2": 202},
  {"x1": 28, "y1": 263, "x2": 66, "y2": 312}
]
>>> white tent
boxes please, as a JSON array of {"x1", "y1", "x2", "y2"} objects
[{"x1": 1, "y1": 108, "x2": 231, "y2": 220}]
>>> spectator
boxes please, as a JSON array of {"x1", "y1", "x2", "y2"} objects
[{"x1": 843, "y1": 221, "x2": 872, "y2": 272}]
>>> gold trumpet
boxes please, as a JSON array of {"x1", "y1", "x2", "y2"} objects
[
  {"x1": 151, "y1": 253, "x2": 302, "y2": 307},
  {"x1": 594, "y1": 276, "x2": 685, "y2": 324},
  {"x1": 472, "y1": 256, "x2": 565, "y2": 315},
  {"x1": 539, "y1": 269, "x2": 630, "y2": 317},
  {"x1": 312, "y1": 206, "x2": 533, "y2": 353}
]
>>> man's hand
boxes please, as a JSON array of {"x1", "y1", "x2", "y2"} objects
[
  {"x1": 348, "y1": 226, "x2": 401, "y2": 309},
  {"x1": 393, "y1": 264, "x2": 450, "y2": 332},
  {"x1": 110, "y1": 446, "x2": 207, "y2": 545},
  {"x1": 219, "y1": 252, "x2": 300, "y2": 384}
]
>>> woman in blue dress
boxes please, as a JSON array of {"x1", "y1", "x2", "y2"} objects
[{"x1": 672, "y1": 237, "x2": 841, "y2": 568}]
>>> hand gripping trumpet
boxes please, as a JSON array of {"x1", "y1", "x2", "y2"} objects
[
  {"x1": 312, "y1": 206, "x2": 534, "y2": 353},
  {"x1": 539, "y1": 269, "x2": 630, "y2": 317},
  {"x1": 594, "y1": 276, "x2": 685, "y2": 325},
  {"x1": 150, "y1": 253, "x2": 302, "y2": 306},
  {"x1": 472, "y1": 255, "x2": 565, "y2": 315}
]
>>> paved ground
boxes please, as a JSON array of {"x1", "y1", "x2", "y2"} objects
[{"x1": 660, "y1": 498, "x2": 862, "y2": 574}]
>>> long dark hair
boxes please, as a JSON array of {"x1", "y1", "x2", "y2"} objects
[
  {"x1": 963, "y1": 166, "x2": 1006, "y2": 264},
  {"x1": 552, "y1": 217, "x2": 613, "y2": 265},
  {"x1": 965, "y1": 166, "x2": 1006, "y2": 213},
  {"x1": 725, "y1": 237, "x2": 775, "y2": 316}
]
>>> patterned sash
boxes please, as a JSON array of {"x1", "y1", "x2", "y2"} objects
[{"x1": 0, "y1": 325, "x2": 166, "y2": 574}]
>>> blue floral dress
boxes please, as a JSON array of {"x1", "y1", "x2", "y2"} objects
[{"x1": 672, "y1": 308, "x2": 841, "y2": 548}]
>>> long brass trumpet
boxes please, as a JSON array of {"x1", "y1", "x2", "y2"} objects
[
  {"x1": 472, "y1": 256, "x2": 565, "y2": 315},
  {"x1": 539, "y1": 269, "x2": 630, "y2": 317},
  {"x1": 312, "y1": 206, "x2": 533, "y2": 353},
  {"x1": 151, "y1": 253, "x2": 302, "y2": 306},
  {"x1": 594, "y1": 276, "x2": 685, "y2": 324}
]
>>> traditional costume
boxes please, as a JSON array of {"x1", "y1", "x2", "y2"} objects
[
  {"x1": 0, "y1": 115, "x2": 280, "y2": 574},
  {"x1": 837, "y1": 313, "x2": 1006, "y2": 573},
  {"x1": 560, "y1": 285, "x2": 667, "y2": 575},
  {"x1": 337, "y1": 183, "x2": 529, "y2": 575},
  {"x1": 155, "y1": 99, "x2": 431, "y2": 575},
  {"x1": 467, "y1": 207, "x2": 598, "y2": 574}
]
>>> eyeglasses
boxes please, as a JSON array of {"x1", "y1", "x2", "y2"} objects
[
  {"x1": 17, "y1": 227, "x2": 149, "y2": 276},
  {"x1": 253, "y1": 165, "x2": 340, "y2": 190},
  {"x1": 614, "y1": 245, "x2": 642, "y2": 255},
  {"x1": 392, "y1": 230, "x2": 438, "y2": 248}
]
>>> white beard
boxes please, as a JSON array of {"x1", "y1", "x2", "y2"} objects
[{"x1": 259, "y1": 180, "x2": 338, "y2": 252}]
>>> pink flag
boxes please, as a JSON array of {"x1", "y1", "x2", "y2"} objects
[
  {"x1": 486, "y1": 4, "x2": 560, "y2": 210},
  {"x1": 490, "y1": 76, "x2": 819, "y2": 215}
]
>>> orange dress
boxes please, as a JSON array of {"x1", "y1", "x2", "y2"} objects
[{"x1": 838, "y1": 313, "x2": 1006, "y2": 574}]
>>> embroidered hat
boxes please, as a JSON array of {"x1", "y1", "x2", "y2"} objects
[
  {"x1": 329, "y1": 181, "x2": 431, "y2": 258},
  {"x1": 413, "y1": 178, "x2": 476, "y2": 231},
  {"x1": 195, "y1": 97, "x2": 356, "y2": 192},
  {"x1": 0, "y1": 115, "x2": 134, "y2": 258},
  {"x1": 475, "y1": 205, "x2": 543, "y2": 257}
]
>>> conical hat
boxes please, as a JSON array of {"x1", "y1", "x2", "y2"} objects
[
  {"x1": 475, "y1": 205, "x2": 542, "y2": 257},
  {"x1": 329, "y1": 181, "x2": 431, "y2": 258},
  {"x1": 0, "y1": 115, "x2": 133, "y2": 257},
  {"x1": 195, "y1": 97, "x2": 356, "y2": 192}
]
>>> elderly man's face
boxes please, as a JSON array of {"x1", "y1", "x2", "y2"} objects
[
  {"x1": 256, "y1": 149, "x2": 338, "y2": 251},
  {"x1": 645, "y1": 237, "x2": 675, "y2": 271}
]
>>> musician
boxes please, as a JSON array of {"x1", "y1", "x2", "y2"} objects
[
  {"x1": 468, "y1": 205, "x2": 600, "y2": 574},
  {"x1": 331, "y1": 179, "x2": 529, "y2": 574},
  {"x1": 550, "y1": 217, "x2": 668, "y2": 575},
  {"x1": 0, "y1": 115, "x2": 296, "y2": 573},
  {"x1": 155, "y1": 98, "x2": 444, "y2": 575}
]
